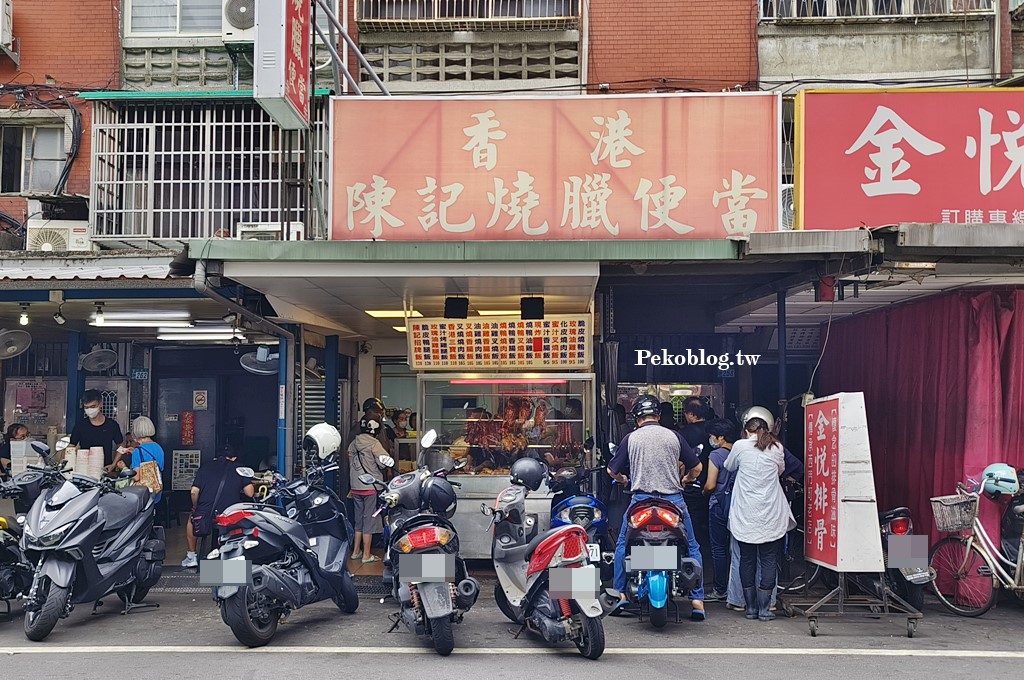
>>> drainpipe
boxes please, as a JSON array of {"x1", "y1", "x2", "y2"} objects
[
  {"x1": 194, "y1": 260, "x2": 296, "y2": 475},
  {"x1": 777, "y1": 290, "x2": 788, "y2": 444},
  {"x1": 994, "y1": 0, "x2": 1001, "y2": 80}
]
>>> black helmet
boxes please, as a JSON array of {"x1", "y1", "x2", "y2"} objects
[
  {"x1": 362, "y1": 397, "x2": 385, "y2": 413},
  {"x1": 421, "y1": 476, "x2": 457, "y2": 518},
  {"x1": 359, "y1": 417, "x2": 381, "y2": 435},
  {"x1": 510, "y1": 457, "x2": 548, "y2": 492},
  {"x1": 632, "y1": 394, "x2": 661, "y2": 421}
]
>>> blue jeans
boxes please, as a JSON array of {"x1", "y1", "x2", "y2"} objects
[
  {"x1": 708, "y1": 500, "x2": 731, "y2": 596},
  {"x1": 614, "y1": 492, "x2": 705, "y2": 602},
  {"x1": 727, "y1": 536, "x2": 777, "y2": 608}
]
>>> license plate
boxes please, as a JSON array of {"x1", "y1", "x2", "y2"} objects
[
  {"x1": 587, "y1": 543, "x2": 600, "y2": 562},
  {"x1": 900, "y1": 566, "x2": 933, "y2": 584}
]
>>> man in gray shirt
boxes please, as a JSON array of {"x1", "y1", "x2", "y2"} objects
[{"x1": 607, "y1": 395, "x2": 706, "y2": 620}]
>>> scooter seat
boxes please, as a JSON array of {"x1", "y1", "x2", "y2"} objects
[
  {"x1": 879, "y1": 507, "x2": 911, "y2": 523},
  {"x1": 99, "y1": 487, "x2": 150, "y2": 531},
  {"x1": 494, "y1": 526, "x2": 568, "y2": 565}
]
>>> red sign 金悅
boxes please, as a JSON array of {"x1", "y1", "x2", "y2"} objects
[
  {"x1": 284, "y1": 0, "x2": 311, "y2": 126},
  {"x1": 804, "y1": 399, "x2": 839, "y2": 569},
  {"x1": 798, "y1": 89, "x2": 1024, "y2": 230}
]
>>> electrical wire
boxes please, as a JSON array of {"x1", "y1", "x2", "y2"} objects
[{"x1": 806, "y1": 253, "x2": 846, "y2": 396}]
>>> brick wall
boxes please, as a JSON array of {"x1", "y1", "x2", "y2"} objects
[
  {"x1": 586, "y1": 0, "x2": 757, "y2": 93},
  {"x1": 0, "y1": 0, "x2": 120, "y2": 220}
]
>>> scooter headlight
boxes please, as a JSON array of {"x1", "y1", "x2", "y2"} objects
[{"x1": 27, "y1": 522, "x2": 74, "y2": 548}]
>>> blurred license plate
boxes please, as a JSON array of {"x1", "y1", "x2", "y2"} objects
[{"x1": 587, "y1": 544, "x2": 600, "y2": 562}]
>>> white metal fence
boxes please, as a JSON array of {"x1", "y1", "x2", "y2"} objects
[
  {"x1": 760, "y1": 0, "x2": 993, "y2": 18},
  {"x1": 356, "y1": 0, "x2": 580, "y2": 30},
  {"x1": 90, "y1": 99, "x2": 330, "y2": 244}
]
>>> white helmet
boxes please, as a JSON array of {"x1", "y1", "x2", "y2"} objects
[
  {"x1": 741, "y1": 406, "x2": 774, "y2": 431},
  {"x1": 303, "y1": 423, "x2": 342, "y2": 460}
]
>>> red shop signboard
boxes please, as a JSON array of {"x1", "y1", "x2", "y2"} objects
[
  {"x1": 804, "y1": 398, "x2": 839, "y2": 569},
  {"x1": 797, "y1": 89, "x2": 1024, "y2": 230}
]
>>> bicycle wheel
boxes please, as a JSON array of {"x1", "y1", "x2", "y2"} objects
[
  {"x1": 929, "y1": 536, "x2": 997, "y2": 617},
  {"x1": 779, "y1": 563, "x2": 821, "y2": 595}
]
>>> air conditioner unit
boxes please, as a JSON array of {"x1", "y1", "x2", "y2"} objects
[
  {"x1": 236, "y1": 222, "x2": 304, "y2": 241},
  {"x1": 223, "y1": 0, "x2": 256, "y2": 44},
  {"x1": 25, "y1": 221, "x2": 95, "y2": 252},
  {"x1": 780, "y1": 184, "x2": 796, "y2": 231},
  {"x1": 1, "y1": 0, "x2": 13, "y2": 49}
]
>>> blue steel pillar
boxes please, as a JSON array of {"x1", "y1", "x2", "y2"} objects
[
  {"x1": 65, "y1": 331, "x2": 84, "y2": 435},
  {"x1": 324, "y1": 335, "x2": 340, "y2": 490},
  {"x1": 276, "y1": 334, "x2": 290, "y2": 477}
]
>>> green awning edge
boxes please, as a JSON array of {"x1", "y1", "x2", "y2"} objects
[
  {"x1": 185, "y1": 239, "x2": 741, "y2": 262},
  {"x1": 78, "y1": 89, "x2": 332, "y2": 100}
]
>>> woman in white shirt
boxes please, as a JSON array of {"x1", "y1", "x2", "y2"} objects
[{"x1": 723, "y1": 417, "x2": 796, "y2": 621}]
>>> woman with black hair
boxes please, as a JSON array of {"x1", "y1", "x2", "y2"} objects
[{"x1": 724, "y1": 417, "x2": 796, "y2": 621}]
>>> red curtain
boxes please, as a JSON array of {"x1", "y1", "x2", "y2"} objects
[{"x1": 818, "y1": 289, "x2": 1024, "y2": 547}]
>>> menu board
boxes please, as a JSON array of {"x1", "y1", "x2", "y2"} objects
[
  {"x1": 172, "y1": 449, "x2": 202, "y2": 491},
  {"x1": 408, "y1": 315, "x2": 591, "y2": 370}
]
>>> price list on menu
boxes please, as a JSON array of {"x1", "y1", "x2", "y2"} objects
[{"x1": 408, "y1": 315, "x2": 591, "y2": 370}]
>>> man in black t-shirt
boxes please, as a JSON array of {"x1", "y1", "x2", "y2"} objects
[
  {"x1": 181, "y1": 445, "x2": 255, "y2": 568},
  {"x1": 69, "y1": 390, "x2": 125, "y2": 471}
]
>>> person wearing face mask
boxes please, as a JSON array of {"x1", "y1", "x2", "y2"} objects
[
  {"x1": 1, "y1": 423, "x2": 29, "y2": 480},
  {"x1": 701, "y1": 418, "x2": 739, "y2": 603},
  {"x1": 69, "y1": 389, "x2": 125, "y2": 472}
]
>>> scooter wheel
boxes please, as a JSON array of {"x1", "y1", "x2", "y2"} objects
[
  {"x1": 430, "y1": 616, "x2": 454, "y2": 656},
  {"x1": 573, "y1": 612, "x2": 605, "y2": 660},
  {"x1": 494, "y1": 584, "x2": 523, "y2": 624},
  {"x1": 223, "y1": 587, "x2": 279, "y2": 648},
  {"x1": 649, "y1": 604, "x2": 668, "y2": 629},
  {"x1": 809, "y1": 618, "x2": 818, "y2": 637},
  {"x1": 333, "y1": 572, "x2": 359, "y2": 614}
]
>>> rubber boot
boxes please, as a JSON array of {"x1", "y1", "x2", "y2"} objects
[
  {"x1": 743, "y1": 587, "x2": 758, "y2": 620},
  {"x1": 757, "y1": 588, "x2": 775, "y2": 621}
]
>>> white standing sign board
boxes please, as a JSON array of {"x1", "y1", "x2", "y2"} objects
[{"x1": 804, "y1": 392, "x2": 884, "y2": 573}]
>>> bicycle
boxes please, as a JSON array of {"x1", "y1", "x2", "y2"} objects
[{"x1": 928, "y1": 479, "x2": 1024, "y2": 617}]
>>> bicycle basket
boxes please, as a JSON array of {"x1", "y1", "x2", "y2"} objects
[{"x1": 930, "y1": 493, "x2": 979, "y2": 532}]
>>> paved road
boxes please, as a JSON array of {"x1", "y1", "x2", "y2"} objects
[{"x1": 2, "y1": 573, "x2": 1021, "y2": 679}]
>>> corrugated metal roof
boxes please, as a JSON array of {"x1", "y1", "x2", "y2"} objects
[
  {"x1": 0, "y1": 252, "x2": 176, "y2": 281},
  {"x1": 78, "y1": 89, "x2": 332, "y2": 101}
]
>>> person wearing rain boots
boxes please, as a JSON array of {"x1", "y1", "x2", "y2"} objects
[{"x1": 723, "y1": 416, "x2": 796, "y2": 621}]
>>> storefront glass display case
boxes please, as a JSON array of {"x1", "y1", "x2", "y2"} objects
[{"x1": 417, "y1": 372, "x2": 595, "y2": 558}]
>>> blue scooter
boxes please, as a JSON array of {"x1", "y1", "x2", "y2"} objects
[{"x1": 549, "y1": 464, "x2": 614, "y2": 586}]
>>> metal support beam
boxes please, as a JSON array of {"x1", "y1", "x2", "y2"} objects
[
  {"x1": 324, "y1": 335, "x2": 340, "y2": 490},
  {"x1": 314, "y1": 22, "x2": 361, "y2": 95},
  {"x1": 65, "y1": 331, "x2": 83, "y2": 435},
  {"x1": 277, "y1": 332, "x2": 290, "y2": 477},
  {"x1": 777, "y1": 291, "x2": 787, "y2": 443},
  {"x1": 714, "y1": 255, "x2": 873, "y2": 327},
  {"x1": 314, "y1": 0, "x2": 389, "y2": 95}
]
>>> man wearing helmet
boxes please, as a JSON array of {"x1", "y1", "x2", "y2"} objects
[
  {"x1": 348, "y1": 415, "x2": 396, "y2": 564},
  {"x1": 607, "y1": 394, "x2": 706, "y2": 620}
]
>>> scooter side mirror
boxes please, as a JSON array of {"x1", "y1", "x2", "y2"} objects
[
  {"x1": 420, "y1": 429, "x2": 438, "y2": 449},
  {"x1": 378, "y1": 455, "x2": 395, "y2": 468},
  {"x1": 119, "y1": 468, "x2": 137, "y2": 479},
  {"x1": 236, "y1": 467, "x2": 255, "y2": 478}
]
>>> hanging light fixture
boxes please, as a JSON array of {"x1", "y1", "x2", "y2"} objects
[
  {"x1": 19, "y1": 304, "x2": 29, "y2": 326},
  {"x1": 52, "y1": 303, "x2": 66, "y2": 325},
  {"x1": 94, "y1": 302, "x2": 105, "y2": 325}
]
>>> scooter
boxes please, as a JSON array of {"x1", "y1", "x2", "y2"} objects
[
  {"x1": 484, "y1": 478, "x2": 618, "y2": 659},
  {"x1": 0, "y1": 481, "x2": 31, "y2": 621},
  {"x1": 20, "y1": 466, "x2": 165, "y2": 641},
  {"x1": 549, "y1": 463, "x2": 615, "y2": 586},
  {"x1": 362, "y1": 430, "x2": 480, "y2": 657},
  {"x1": 208, "y1": 443, "x2": 359, "y2": 647},
  {"x1": 622, "y1": 497, "x2": 703, "y2": 628},
  {"x1": 847, "y1": 507, "x2": 932, "y2": 612}
]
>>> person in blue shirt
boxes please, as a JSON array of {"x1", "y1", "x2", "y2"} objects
[
  {"x1": 702, "y1": 418, "x2": 740, "y2": 602},
  {"x1": 129, "y1": 416, "x2": 165, "y2": 505}
]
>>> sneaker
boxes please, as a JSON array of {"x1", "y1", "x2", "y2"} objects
[
  {"x1": 181, "y1": 553, "x2": 198, "y2": 568},
  {"x1": 704, "y1": 590, "x2": 728, "y2": 602},
  {"x1": 726, "y1": 603, "x2": 745, "y2": 611}
]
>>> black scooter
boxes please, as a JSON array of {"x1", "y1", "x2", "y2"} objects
[
  {"x1": 20, "y1": 466, "x2": 165, "y2": 641},
  {"x1": 361, "y1": 430, "x2": 480, "y2": 657},
  {"x1": 0, "y1": 481, "x2": 32, "y2": 620},
  {"x1": 208, "y1": 452, "x2": 360, "y2": 647}
]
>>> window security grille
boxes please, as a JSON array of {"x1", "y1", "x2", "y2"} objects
[{"x1": 90, "y1": 99, "x2": 329, "y2": 244}]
